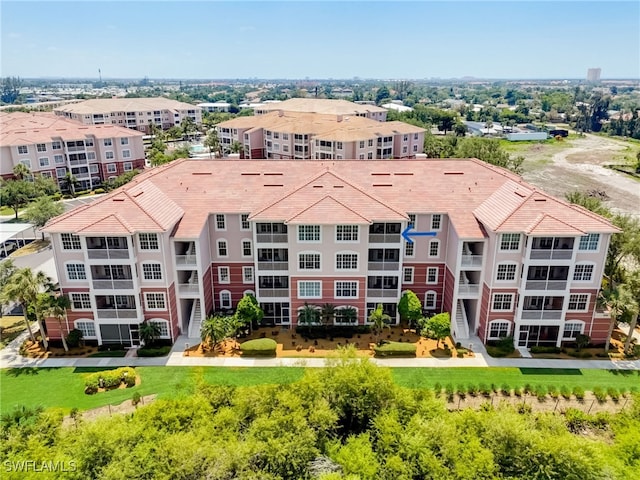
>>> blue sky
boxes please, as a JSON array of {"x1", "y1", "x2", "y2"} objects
[{"x1": 1, "y1": 1, "x2": 638, "y2": 79}]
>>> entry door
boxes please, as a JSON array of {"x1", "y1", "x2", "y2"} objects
[
  {"x1": 130, "y1": 324, "x2": 141, "y2": 347},
  {"x1": 518, "y1": 326, "x2": 529, "y2": 347}
]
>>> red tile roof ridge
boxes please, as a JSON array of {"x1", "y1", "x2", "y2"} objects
[
  {"x1": 480, "y1": 183, "x2": 535, "y2": 232},
  {"x1": 285, "y1": 194, "x2": 373, "y2": 224},
  {"x1": 76, "y1": 212, "x2": 133, "y2": 234},
  {"x1": 524, "y1": 213, "x2": 586, "y2": 235},
  {"x1": 121, "y1": 186, "x2": 166, "y2": 231}
]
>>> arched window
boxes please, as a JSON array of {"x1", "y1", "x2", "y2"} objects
[
  {"x1": 488, "y1": 320, "x2": 511, "y2": 340},
  {"x1": 243, "y1": 290, "x2": 255, "y2": 297}
]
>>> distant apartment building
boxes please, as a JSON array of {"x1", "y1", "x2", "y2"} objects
[
  {"x1": 587, "y1": 68, "x2": 602, "y2": 82},
  {"x1": 43, "y1": 159, "x2": 617, "y2": 349},
  {"x1": 254, "y1": 98, "x2": 388, "y2": 122},
  {"x1": 216, "y1": 111, "x2": 425, "y2": 159},
  {"x1": 197, "y1": 102, "x2": 231, "y2": 113},
  {"x1": 54, "y1": 97, "x2": 202, "y2": 134},
  {"x1": 0, "y1": 112, "x2": 144, "y2": 190}
]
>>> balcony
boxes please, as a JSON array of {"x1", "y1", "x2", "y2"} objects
[
  {"x1": 521, "y1": 310, "x2": 563, "y2": 320},
  {"x1": 525, "y1": 280, "x2": 567, "y2": 291},
  {"x1": 257, "y1": 261, "x2": 289, "y2": 271},
  {"x1": 530, "y1": 249, "x2": 573, "y2": 260},
  {"x1": 258, "y1": 288, "x2": 290, "y2": 298},
  {"x1": 368, "y1": 261, "x2": 399, "y2": 271},
  {"x1": 458, "y1": 284, "x2": 480, "y2": 295},
  {"x1": 92, "y1": 279, "x2": 134, "y2": 290},
  {"x1": 461, "y1": 255, "x2": 483, "y2": 268},
  {"x1": 368, "y1": 234, "x2": 400, "y2": 243},
  {"x1": 87, "y1": 249, "x2": 130, "y2": 259},
  {"x1": 366, "y1": 289, "x2": 398, "y2": 298},
  {"x1": 176, "y1": 255, "x2": 197, "y2": 266},
  {"x1": 65, "y1": 146, "x2": 85, "y2": 153},
  {"x1": 256, "y1": 233, "x2": 288, "y2": 243},
  {"x1": 179, "y1": 284, "x2": 200, "y2": 295},
  {"x1": 96, "y1": 308, "x2": 137, "y2": 319}
]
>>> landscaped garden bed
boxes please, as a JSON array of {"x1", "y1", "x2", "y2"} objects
[{"x1": 84, "y1": 367, "x2": 138, "y2": 394}]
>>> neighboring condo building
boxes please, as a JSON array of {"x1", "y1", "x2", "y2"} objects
[
  {"x1": 216, "y1": 111, "x2": 425, "y2": 159},
  {"x1": 43, "y1": 159, "x2": 617, "y2": 350},
  {"x1": 254, "y1": 98, "x2": 388, "y2": 122},
  {"x1": 54, "y1": 97, "x2": 202, "y2": 133},
  {"x1": 0, "y1": 112, "x2": 144, "y2": 190}
]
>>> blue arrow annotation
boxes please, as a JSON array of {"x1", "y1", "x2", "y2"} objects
[{"x1": 401, "y1": 226, "x2": 438, "y2": 243}]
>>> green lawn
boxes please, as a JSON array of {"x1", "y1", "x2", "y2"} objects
[{"x1": 1, "y1": 366, "x2": 638, "y2": 415}]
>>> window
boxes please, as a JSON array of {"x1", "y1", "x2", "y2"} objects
[
  {"x1": 150, "y1": 320, "x2": 169, "y2": 337},
  {"x1": 84, "y1": 138, "x2": 94, "y2": 147},
  {"x1": 123, "y1": 162, "x2": 132, "y2": 171},
  {"x1": 335, "y1": 281, "x2": 358, "y2": 298},
  {"x1": 426, "y1": 267, "x2": 438, "y2": 284},
  {"x1": 403, "y1": 267, "x2": 414, "y2": 283},
  {"x1": 106, "y1": 163, "x2": 116, "y2": 173},
  {"x1": 139, "y1": 233, "x2": 159, "y2": 250},
  {"x1": 578, "y1": 233, "x2": 599, "y2": 251},
  {"x1": 488, "y1": 321, "x2": 510, "y2": 339},
  {"x1": 492, "y1": 293, "x2": 514, "y2": 311},
  {"x1": 122, "y1": 150, "x2": 131, "y2": 159},
  {"x1": 336, "y1": 141, "x2": 343, "y2": 150},
  {"x1": 563, "y1": 321, "x2": 584, "y2": 339},
  {"x1": 218, "y1": 266, "x2": 230, "y2": 284},
  {"x1": 70, "y1": 293, "x2": 91, "y2": 310},
  {"x1": 145, "y1": 293, "x2": 166, "y2": 310},
  {"x1": 217, "y1": 240, "x2": 228, "y2": 257},
  {"x1": 219, "y1": 291, "x2": 232, "y2": 309},
  {"x1": 299, "y1": 281, "x2": 322, "y2": 298},
  {"x1": 215, "y1": 214, "x2": 226, "y2": 230},
  {"x1": 298, "y1": 225, "x2": 320, "y2": 242},
  {"x1": 61, "y1": 233, "x2": 81, "y2": 250},
  {"x1": 500, "y1": 233, "x2": 521, "y2": 251},
  {"x1": 336, "y1": 225, "x2": 359, "y2": 242},
  {"x1": 425, "y1": 291, "x2": 437, "y2": 309},
  {"x1": 20, "y1": 159, "x2": 31, "y2": 169},
  {"x1": 568, "y1": 294, "x2": 589, "y2": 311},
  {"x1": 359, "y1": 154, "x2": 365, "y2": 159},
  {"x1": 243, "y1": 266, "x2": 254, "y2": 284},
  {"x1": 120, "y1": 137, "x2": 129, "y2": 145},
  {"x1": 242, "y1": 240, "x2": 252, "y2": 257},
  {"x1": 299, "y1": 253, "x2": 321, "y2": 270},
  {"x1": 496, "y1": 263, "x2": 517, "y2": 281},
  {"x1": 52, "y1": 141, "x2": 62, "y2": 150},
  {"x1": 39, "y1": 157, "x2": 50, "y2": 167},
  {"x1": 240, "y1": 213, "x2": 250, "y2": 230},
  {"x1": 105, "y1": 151, "x2": 115, "y2": 160},
  {"x1": 368, "y1": 139, "x2": 374, "y2": 147},
  {"x1": 17, "y1": 145, "x2": 28, "y2": 154},
  {"x1": 89, "y1": 164, "x2": 99, "y2": 174},
  {"x1": 283, "y1": 133, "x2": 289, "y2": 140},
  {"x1": 336, "y1": 253, "x2": 358, "y2": 270},
  {"x1": 36, "y1": 143, "x2": 46, "y2": 152},
  {"x1": 76, "y1": 321, "x2": 96, "y2": 337},
  {"x1": 66, "y1": 263, "x2": 86, "y2": 280},
  {"x1": 41, "y1": 171, "x2": 52, "y2": 179},
  {"x1": 367, "y1": 152, "x2": 373, "y2": 159},
  {"x1": 431, "y1": 214, "x2": 442, "y2": 230},
  {"x1": 103, "y1": 139, "x2": 113, "y2": 147},
  {"x1": 87, "y1": 152, "x2": 96, "y2": 160},
  {"x1": 428, "y1": 240, "x2": 440, "y2": 257},
  {"x1": 573, "y1": 264, "x2": 594, "y2": 281},
  {"x1": 54, "y1": 155, "x2": 64, "y2": 164},
  {"x1": 404, "y1": 241, "x2": 414, "y2": 257},
  {"x1": 359, "y1": 141, "x2": 365, "y2": 149},
  {"x1": 142, "y1": 263, "x2": 162, "y2": 280}
]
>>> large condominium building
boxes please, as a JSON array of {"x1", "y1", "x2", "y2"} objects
[
  {"x1": 43, "y1": 159, "x2": 617, "y2": 350},
  {"x1": 217, "y1": 111, "x2": 425, "y2": 160},
  {"x1": 255, "y1": 98, "x2": 388, "y2": 122},
  {"x1": 0, "y1": 112, "x2": 144, "y2": 191},
  {"x1": 54, "y1": 97, "x2": 202, "y2": 133}
]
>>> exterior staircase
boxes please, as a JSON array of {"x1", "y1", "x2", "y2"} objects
[
  {"x1": 454, "y1": 300, "x2": 470, "y2": 340},
  {"x1": 188, "y1": 299, "x2": 202, "y2": 339}
]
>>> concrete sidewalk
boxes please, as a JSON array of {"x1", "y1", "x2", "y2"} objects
[{"x1": 2, "y1": 333, "x2": 639, "y2": 370}]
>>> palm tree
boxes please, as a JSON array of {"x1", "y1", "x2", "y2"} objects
[
  {"x1": 12, "y1": 163, "x2": 31, "y2": 180},
  {"x1": 204, "y1": 129, "x2": 220, "y2": 159},
  {"x1": 368, "y1": 304, "x2": 391, "y2": 345},
  {"x1": 598, "y1": 283, "x2": 634, "y2": 353},
  {"x1": 139, "y1": 321, "x2": 161, "y2": 347},
  {"x1": 180, "y1": 117, "x2": 197, "y2": 141},
  {"x1": 339, "y1": 306, "x2": 358, "y2": 325},
  {"x1": 41, "y1": 295, "x2": 71, "y2": 352},
  {"x1": 230, "y1": 140, "x2": 243, "y2": 154},
  {"x1": 1, "y1": 268, "x2": 54, "y2": 349},
  {"x1": 298, "y1": 303, "x2": 319, "y2": 326},
  {"x1": 200, "y1": 315, "x2": 238, "y2": 351},
  {"x1": 321, "y1": 303, "x2": 336, "y2": 326},
  {"x1": 63, "y1": 171, "x2": 79, "y2": 198}
]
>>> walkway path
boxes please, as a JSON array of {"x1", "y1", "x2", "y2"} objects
[{"x1": 2, "y1": 333, "x2": 639, "y2": 370}]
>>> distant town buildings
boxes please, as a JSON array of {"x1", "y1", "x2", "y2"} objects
[
  {"x1": 587, "y1": 68, "x2": 602, "y2": 82},
  {"x1": 0, "y1": 112, "x2": 144, "y2": 190},
  {"x1": 54, "y1": 97, "x2": 202, "y2": 134},
  {"x1": 197, "y1": 102, "x2": 231, "y2": 113}
]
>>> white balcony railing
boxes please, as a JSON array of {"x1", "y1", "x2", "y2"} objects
[
  {"x1": 525, "y1": 280, "x2": 567, "y2": 291},
  {"x1": 96, "y1": 309, "x2": 137, "y2": 319},
  {"x1": 257, "y1": 261, "x2": 289, "y2": 271},
  {"x1": 368, "y1": 262, "x2": 400, "y2": 271},
  {"x1": 366, "y1": 289, "x2": 398, "y2": 298},
  {"x1": 461, "y1": 255, "x2": 483, "y2": 267},
  {"x1": 92, "y1": 279, "x2": 134, "y2": 290},
  {"x1": 258, "y1": 288, "x2": 290, "y2": 297},
  {"x1": 521, "y1": 310, "x2": 563, "y2": 320},
  {"x1": 458, "y1": 284, "x2": 480, "y2": 295},
  {"x1": 175, "y1": 255, "x2": 197, "y2": 266},
  {"x1": 530, "y1": 249, "x2": 573, "y2": 260},
  {"x1": 178, "y1": 284, "x2": 200, "y2": 294}
]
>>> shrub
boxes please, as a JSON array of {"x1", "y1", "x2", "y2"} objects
[
  {"x1": 94, "y1": 188, "x2": 105, "y2": 194},
  {"x1": 568, "y1": 350, "x2": 593, "y2": 358},
  {"x1": 84, "y1": 367, "x2": 136, "y2": 394},
  {"x1": 524, "y1": 383, "x2": 533, "y2": 395},
  {"x1": 479, "y1": 383, "x2": 492, "y2": 397},
  {"x1": 456, "y1": 385, "x2": 467, "y2": 398},
  {"x1": 137, "y1": 346, "x2": 171, "y2": 357},
  {"x1": 434, "y1": 382, "x2": 442, "y2": 395},
  {"x1": 513, "y1": 387, "x2": 523, "y2": 397},
  {"x1": 239, "y1": 338, "x2": 277, "y2": 356},
  {"x1": 132, "y1": 392, "x2": 141, "y2": 406},
  {"x1": 535, "y1": 385, "x2": 548, "y2": 401},
  {"x1": 573, "y1": 386, "x2": 585, "y2": 400},
  {"x1": 501, "y1": 384, "x2": 511, "y2": 396},
  {"x1": 607, "y1": 387, "x2": 620, "y2": 401},
  {"x1": 468, "y1": 384, "x2": 479, "y2": 396},
  {"x1": 548, "y1": 385, "x2": 559, "y2": 399},
  {"x1": 593, "y1": 387, "x2": 607, "y2": 402},
  {"x1": 560, "y1": 385, "x2": 572, "y2": 399},
  {"x1": 530, "y1": 346, "x2": 562, "y2": 354},
  {"x1": 374, "y1": 341, "x2": 416, "y2": 357},
  {"x1": 66, "y1": 329, "x2": 83, "y2": 348}
]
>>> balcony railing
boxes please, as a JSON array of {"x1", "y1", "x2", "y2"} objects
[
  {"x1": 530, "y1": 249, "x2": 573, "y2": 260},
  {"x1": 65, "y1": 146, "x2": 85, "y2": 153},
  {"x1": 521, "y1": 310, "x2": 563, "y2": 320},
  {"x1": 68, "y1": 159, "x2": 88, "y2": 166},
  {"x1": 257, "y1": 261, "x2": 289, "y2": 271},
  {"x1": 96, "y1": 308, "x2": 137, "y2": 319},
  {"x1": 178, "y1": 284, "x2": 200, "y2": 294},
  {"x1": 525, "y1": 280, "x2": 567, "y2": 291},
  {"x1": 366, "y1": 288, "x2": 398, "y2": 298},
  {"x1": 87, "y1": 249, "x2": 130, "y2": 259},
  {"x1": 175, "y1": 255, "x2": 197, "y2": 266},
  {"x1": 368, "y1": 261, "x2": 399, "y2": 271},
  {"x1": 258, "y1": 288, "x2": 290, "y2": 297},
  {"x1": 256, "y1": 233, "x2": 288, "y2": 243},
  {"x1": 92, "y1": 279, "x2": 134, "y2": 290},
  {"x1": 461, "y1": 255, "x2": 483, "y2": 267},
  {"x1": 458, "y1": 284, "x2": 480, "y2": 295},
  {"x1": 368, "y1": 234, "x2": 401, "y2": 244}
]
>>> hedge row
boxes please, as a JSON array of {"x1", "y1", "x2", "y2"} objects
[
  {"x1": 137, "y1": 346, "x2": 171, "y2": 357},
  {"x1": 240, "y1": 338, "x2": 277, "y2": 356},
  {"x1": 84, "y1": 367, "x2": 136, "y2": 394},
  {"x1": 374, "y1": 341, "x2": 417, "y2": 358}
]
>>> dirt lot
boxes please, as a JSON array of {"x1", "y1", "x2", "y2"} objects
[{"x1": 518, "y1": 134, "x2": 640, "y2": 217}]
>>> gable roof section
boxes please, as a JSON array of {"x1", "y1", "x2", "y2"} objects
[{"x1": 525, "y1": 214, "x2": 586, "y2": 236}]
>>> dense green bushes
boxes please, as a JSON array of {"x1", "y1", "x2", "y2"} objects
[
  {"x1": 240, "y1": 338, "x2": 277, "y2": 356},
  {"x1": 373, "y1": 341, "x2": 417, "y2": 357},
  {"x1": 84, "y1": 367, "x2": 136, "y2": 394},
  {"x1": 530, "y1": 345, "x2": 562, "y2": 354},
  {"x1": 486, "y1": 336, "x2": 515, "y2": 357},
  {"x1": 136, "y1": 346, "x2": 171, "y2": 357}
]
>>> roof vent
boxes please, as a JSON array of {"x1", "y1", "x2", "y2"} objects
[
  {"x1": 333, "y1": 185, "x2": 344, "y2": 188},
  {"x1": 264, "y1": 172, "x2": 283, "y2": 176},
  {"x1": 241, "y1": 172, "x2": 260, "y2": 176},
  {"x1": 394, "y1": 172, "x2": 414, "y2": 176},
  {"x1": 313, "y1": 185, "x2": 323, "y2": 188},
  {"x1": 444, "y1": 171, "x2": 464, "y2": 175},
  {"x1": 192, "y1": 172, "x2": 212, "y2": 176},
  {"x1": 372, "y1": 183, "x2": 393, "y2": 187},
  {"x1": 534, "y1": 198, "x2": 546, "y2": 202},
  {"x1": 514, "y1": 191, "x2": 527, "y2": 198},
  {"x1": 132, "y1": 192, "x2": 144, "y2": 198},
  {"x1": 371, "y1": 172, "x2": 391, "y2": 176},
  {"x1": 264, "y1": 184, "x2": 283, "y2": 187},
  {"x1": 113, "y1": 198, "x2": 125, "y2": 202}
]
